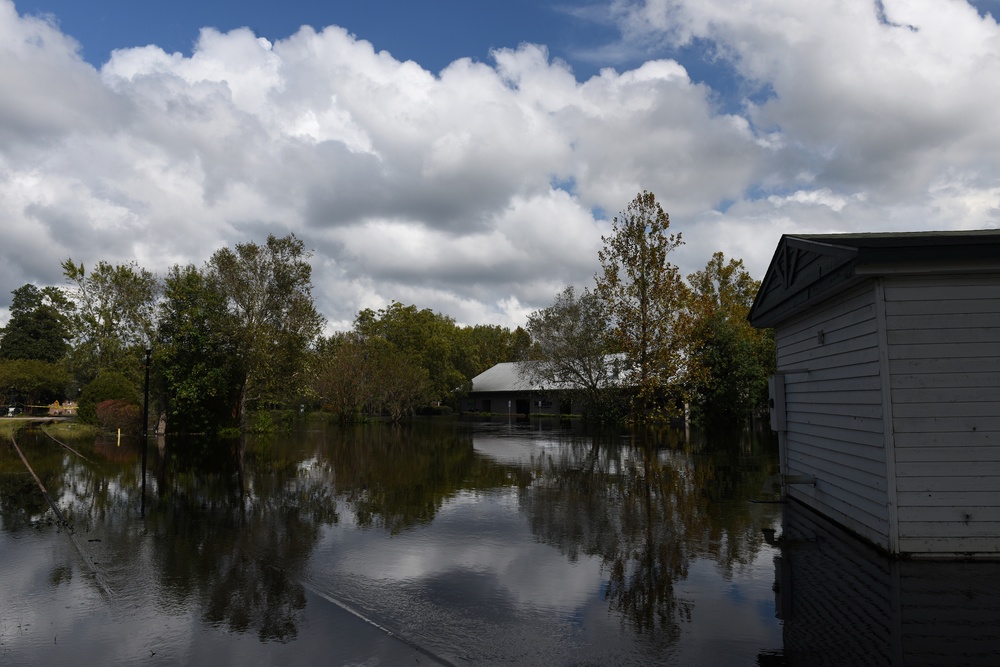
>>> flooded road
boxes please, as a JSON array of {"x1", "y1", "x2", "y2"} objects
[{"x1": 4, "y1": 418, "x2": 994, "y2": 665}]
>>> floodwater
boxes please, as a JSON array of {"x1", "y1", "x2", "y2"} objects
[{"x1": 1, "y1": 419, "x2": 998, "y2": 665}]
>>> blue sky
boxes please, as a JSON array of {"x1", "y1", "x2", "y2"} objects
[
  {"x1": 14, "y1": 0, "x2": 756, "y2": 110},
  {"x1": 16, "y1": 1, "x2": 622, "y2": 73},
  {"x1": 2, "y1": 0, "x2": 1000, "y2": 329}
]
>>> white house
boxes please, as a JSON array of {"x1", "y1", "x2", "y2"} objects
[{"x1": 749, "y1": 230, "x2": 1000, "y2": 558}]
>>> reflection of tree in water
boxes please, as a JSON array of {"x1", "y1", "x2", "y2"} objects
[
  {"x1": 323, "y1": 422, "x2": 528, "y2": 534},
  {"x1": 0, "y1": 429, "x2": 73, "y2": 530},
  {"x1": 4, "y1": 428, "x2": 340, "y2": 643},
  {"x1": 521, "y1": 426, "x2": 778, "y2": 639},
  {"x1": 143, "y1": 434, "x2": 340, "y2": 642}
]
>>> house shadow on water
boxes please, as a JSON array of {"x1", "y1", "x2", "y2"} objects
[{"x1": 767, "y1": 501, "x2": 1000, "y2": 666}]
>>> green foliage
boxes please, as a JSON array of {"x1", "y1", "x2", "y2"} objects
[
  {"x1": 0, "y1": 358, "x2": 69, "y2": 408},
  {"x1": 155, "y1": 264, "x2": 243, "y2": 434},
  {"x1": 250, "y1": 409, "x2": 277, "y2": 434},
  {"x1": 312, "y1": 332, "x2": 375, "y2": 422},
  {"x1": 312, "y1": 332, "x2": 431, "y2": 423},
  {"x1": 596, "y1": 191, "x2": 685, "y2": 422},
  {"x1": 354, "y1": 302, "x2": 467, "y2": 404},
  {"x1": 682, "y1": 252, "x2": 775, "y2": 424},
  {"x1": 0, "y1": 284, "x2": 73, "y2": 362},
  {"x1": 523, "y1": 286, "x2": 624, "y2": 422},
  {"x1": 78, "y1": 371, "x2": 140, "y2": 425},
  {"x1": 95, "y1": 399, "x2": 142, "y2": 434},
  {"x1": 208, "y1": 234, "x2": 325, "y2": 428},
  {"x1": 61, "y1": 258, "x2": 159, "y2": 387}
]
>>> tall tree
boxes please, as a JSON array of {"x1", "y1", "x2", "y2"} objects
[
  {"x1": 312, "y1": 332, "x2": 378, "y2": 422},
  {"x1": 0, "y1": 284, "x2": 73, "y2": 363},
  {"x1": 682, "y1": 252, "x2": 774, "y2": 424},
  {"x1": 155, "y1": 264, "x2": 243, "y2": 434},
  {"x1": 354, "y1": 302, "x2": 466, "y2": 404},
  {"x1": 595, "y1": 191, "x2": 685, "y2": 420},
  {"x1": 61, "y1": 258, "x2": 159, "y2": 385},
  {"x1": 522, "y1": 286, "x2": 622, "y2": 421},
  {"x1": 456, "y1": 324, "x2": 533, "y2": 381},
  {"x1": 208, "y1": 234, "x2": 324, "y2": 428}
]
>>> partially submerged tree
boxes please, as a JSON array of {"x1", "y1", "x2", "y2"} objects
[
  {"x1": 596, "y1": 191, "x2": 685, "y2": 421},
  {"x1": 522, "y1": 286, "x2": 623, "y2": 421},
  {"x1": 312, "y1": 333, "x2": 431, "y2": 423},
  {"x1": 682, "y1": 252, "x2": 774, "y2": 424},
  {"x1": 313, "y1": 332, "x2": 377, "y2": 422},
  {"x1": 354, "y1": 302, "x2": 467, "y2": 404},
  {"x1": 155, "y1": 264, "x2": 243, "y2": 434},
  {"x1": 208, "y1": 234, "x2": 324, "y2": 429}
]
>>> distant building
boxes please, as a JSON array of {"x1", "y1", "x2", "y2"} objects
[
  {"x1": 462, "y1": 362, "x2": 570, "y2": 416},
  {"x1": 48, "y1": 400, "x2": 77, "y2": 417},
  {"x1": 749, "y1": 230, "x2": 1000, "y2": 558}
]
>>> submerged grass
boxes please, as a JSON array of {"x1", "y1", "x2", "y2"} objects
[
  {"x1": 0, "y1": 419, "x2": 27, "y2": 440},
  {"x1": 42, "y1": 421, "x2": 99, "y2": 440}
]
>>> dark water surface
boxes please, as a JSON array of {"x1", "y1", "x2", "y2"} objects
[{"x1": 4, "y1": 418, "x2": 995, "y2": 665}]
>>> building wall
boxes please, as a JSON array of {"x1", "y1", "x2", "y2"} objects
[
  {"x1": 463, "y1": 392, "x2": 568, "y2": 415},
  {"x1": 884, "y1": 273, "x2": 1000, "y2": 556},
  {"x1": 776, "y1": 281, "x2": 892, "y2": 550}
]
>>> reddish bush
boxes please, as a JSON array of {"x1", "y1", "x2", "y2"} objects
[{"x1": 95, "y1": 399, "x2": 142, "y2": 434}]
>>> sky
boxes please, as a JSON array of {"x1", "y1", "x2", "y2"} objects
[{"x1": 2, "y1": 0, "x2": 1000, "y2": 331}]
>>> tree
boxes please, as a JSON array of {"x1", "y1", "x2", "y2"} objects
[
  {"x1": 371, "y1": 344, "x2": 432, "y2": 422},
  {"x1": 61, "y1": 259, "x2": 159, "y2": 385},
  {"x1": 595, "y1": 191, "x2": 685, "y2": 421},
  {"x1": 455, "y1": 324, "x2": 533, "y2": 381},
  {"x1": 354, "y1": 302, "x2": 466, "y2": 405},
  {"x1": 682, "y1": 252, "x2": 774, "y2": 424},
  {"x1": 522, "y1": 286, "x2": 623, "y2": 421},
  {"x1": 208, "y1": 234, "x2": 324, "y2": 428},
  {"x1": 312, "y1": 332, "x2": 378, "y2": 422},
  {"x1": 0, "y1": 284, "x2": 73, "y2": 363},
  {"x1": 155, "y1": 264, "x2": 243, "y2": 434},
  {"x1": 0, "y1": 359, "x2": 69, "y2": 409}
]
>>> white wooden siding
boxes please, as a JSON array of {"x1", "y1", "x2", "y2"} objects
[
  {"x1": 884, "y1": 274, "x2": 1000, "y2": 556},
  {"x1": 777, "y1": 282, "x2": 891, "y2": 548}
]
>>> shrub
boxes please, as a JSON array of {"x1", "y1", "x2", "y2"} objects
[
  {"x1": 96, "y1": 399, "x2": 142, "y2": 434},
  {"x1": 78, "y1": 372, "x2": 140, "y2": 425}
]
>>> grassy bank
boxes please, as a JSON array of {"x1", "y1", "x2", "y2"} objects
[
  {"x1": 42, "y1": 421, "x2": 99, "y2": 440},
  {"x1": 0, "y1": 420, "x2": 25, "y2": 439}
]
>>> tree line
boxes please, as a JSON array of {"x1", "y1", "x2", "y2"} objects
[
  {"x1": 523, "y1": 191, "x2": 774, "y2": 425},
  {"x1": 0, "y1": 191, "x2": 774, "y2": 432}
]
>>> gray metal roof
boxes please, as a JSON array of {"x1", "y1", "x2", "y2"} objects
[{"x1": 469, "y1": 362, "x2": 536, "y2": 393}]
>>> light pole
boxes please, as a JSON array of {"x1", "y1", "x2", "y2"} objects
[{"x1": 141, "y1": 348, "x2": 151, "y2": 517}]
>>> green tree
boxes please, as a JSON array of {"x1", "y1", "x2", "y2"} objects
[
  {"x1": 682, "y1": 252, "x2": 775, "y2": 424},
  {"x1": 312, "y1": 332, "x2": 377, "y2": 422},
  {"x1": 456, "y1": 324, "x2": 533, "y2": 380},
  {"x1": 208, "y1": 234, "x2": 324, "y2": 429},
  {"x1": 155, "y1": 264, "x2": 243, "y2": 434},
  {"x1": 371, "y1": 343, "x2": 432, "y2": 422},
  {"x1": 354, "y1": 302, "x2": 465, "y2": 405},
  {"x1": 522, "y1": 286, "x2": 623, "y2": 421},
  {"x1": 61, "y1": 259, "x2": 159, "y2": 385},
  {"x1": 595, "y1": 191, "x2": 685, "y2": 421},
  {"x1": 0, "y1": 359, "x2": 69, "y2": 409},
  {"x1": 0, "y1": 284, "x2": 73, "y2": 363}
]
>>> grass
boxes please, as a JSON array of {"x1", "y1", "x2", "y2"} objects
[
  {"x1": 42, "y1": 421, "x2": 99, "y2": 440},
  {"x1": 0, "y1": 420, "x2": 25, "y2": 439}
]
